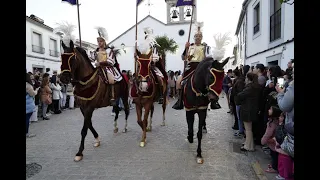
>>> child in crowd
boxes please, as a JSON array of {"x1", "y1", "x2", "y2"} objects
[
  {"x1": 274, "y1": 112, "x2": 294, "y2": 180},
  {"x1": 261, "y1": 106, "x2": 282, "y2": 173}
]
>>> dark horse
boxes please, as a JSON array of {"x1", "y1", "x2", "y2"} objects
[
  {"x1": 131, "y1": 50, "x2": 168, "y2": 147},
  {"x1": 183, "y1": 57, "x2": 229, "y2": 164},
  {"x1": 59, "y1": 40, "x2": 130, "y2": 162}
]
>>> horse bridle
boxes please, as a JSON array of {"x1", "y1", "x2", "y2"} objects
[
  {"x1": 61, "y1": 52, "x2": 76, "y2": 73},
  {"x1": 60, "y1": 51, "x2": 80, "y2": 84}
]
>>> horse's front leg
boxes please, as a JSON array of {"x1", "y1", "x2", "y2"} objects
[
  {"x1": 113, "y1": 103, "x2": 120, "y2": 133},
  {"x1": 122, "y1": 96, "x2": 130, "y2": 133},
  {"x1": 203, "y1": 118, "x2": 207, "y2": 133},
  {"x1": 196, "y1": 110, "x2": 207, "y2": 164},
  {"x1": 147, "y1": 104, "x2": 154, "y2": 132},
  {"x1": 140, "y1": 101, "x2": 152, "y2": 147},
  {"x1": 75, "y1": 107, "x2": 94, "y2": 162},
  {"x1": 161, "y1": 84, "x2": 167, "y2": 126},
  {"x1": 186, "y1": 110, "x2": 195, "y2": 143}
]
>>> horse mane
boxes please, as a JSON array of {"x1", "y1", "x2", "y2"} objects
[
  {"x1": 194, "y1": 57, "x2": 214, "y2": 74},
  {"x1": 75, "y1": 47, "x2": 95, "y2": 70}
]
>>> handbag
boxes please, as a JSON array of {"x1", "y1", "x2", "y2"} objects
[
  {"x1": 281, "y1": 134, "x2": 294, "y2": 158},
  {"x1": 44, "y1": 94, "x2": 52, "y2": 105}
]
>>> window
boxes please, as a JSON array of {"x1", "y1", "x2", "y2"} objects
[
  {"x1": 270, "y1": 0, "x2": 281, "y2": 42},
  {"x1": 253, "y1": 3, "x2": 260, "y2": 34},
  {"x1": 49, "y1": 38, "x2": 59, "y2": 57},
  {"x1": 32, "y1": 32, "x2": 44, "y2": 54}
]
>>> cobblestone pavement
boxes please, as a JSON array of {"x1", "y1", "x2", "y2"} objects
[{"x1": 27, "y1": 97, "x2": 259, "y2": 180}]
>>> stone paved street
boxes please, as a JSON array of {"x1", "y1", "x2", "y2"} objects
[{"x1": 27, "y1": 97, "x2": 259, "y2": 180}]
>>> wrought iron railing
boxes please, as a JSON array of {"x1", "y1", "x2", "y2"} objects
[
  {"x1": 270, "y1": 9, "x2": 281, "y2": 42},
  {"x1": 253, "y1": 23, "x2": 260, "y2": 34},
  {"x1": 32, "y1": 45, "x2": 45, "y2": 54},
  {"x1": 49, "y1": 50, "x2": 60, "y2": 57}
]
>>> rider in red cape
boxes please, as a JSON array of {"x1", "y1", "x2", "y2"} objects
[
  {"x1": 94, "y1": 27, "x2": 123, "y2": 104},
  {"x1": 140, "y1": 27, "x2": 168, "y2": 82},
  {"x1": 135, "y1": 27, "x2": 168, "y2": 100},
  {"x1": 172, "y1": 22, "x2": 213, "y2": 110}
]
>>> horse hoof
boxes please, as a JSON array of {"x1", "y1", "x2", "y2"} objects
[
  {"x1": 196, "y1": 157, "x2": 204, "y2": 164},
  {"x1": 139, "y1": 141, "x2": 145, "y2": 147},
  {"x1": 160, "y1": 122, "x2": 165, "y2": 126},
  {"x1": 74, "y1": 156, "x2": 83, "y2": 162},
  {"x1": 122, "y1": 128, "x2": 127, "y2": 133},
  {"x1": 146, "y1": 127, "x2": 152, "y2": 132},
  {"x1": 114, "y1": 128, "x2": 118, "y2": 133},
  {"x1": 93, "y1": 141, "x2": 100, "y2": 147}
]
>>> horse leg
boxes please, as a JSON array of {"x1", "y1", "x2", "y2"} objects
[
  {"x1": 113, "y1": 103, "x2": 119, "y2": 133},
  {"x1": 136, "y1": 103, "x2": 143, "y2": 130},
  {"x1": 203, "y1": 119, "x2": 207, "y2": 133},
  {"x1": 81, "y1": 107, "x2": 100, "y2": 147},
  {"x1": 75, "y1": 107, "x2": 94, "y2": 162},
  {"x1": 186, "y1": 110, "x2": 195, "y2": 143},
  {"x1": 147, "y1": 104, "x2": 154, "y2": 132},
  {"x1": 196, "y1": 110, "x2": 207, "y2": 164},
  {"x1": 122, "y1": 96, "x2": 130, "y2": 133},
  {"x1": 161, "y1": 84, "x2": 167, "y2": 126},
  {"x1": 140, "y1": 101, "x2": 152, "y2": 147}
]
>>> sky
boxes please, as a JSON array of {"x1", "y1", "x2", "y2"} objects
[{"x1": 26, "y1": 0, "x2": 243, "y2": 57}]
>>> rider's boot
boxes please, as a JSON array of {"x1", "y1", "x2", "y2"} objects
[{"x1": 172, "y1": 80, "x2": 184, "y2": 110}]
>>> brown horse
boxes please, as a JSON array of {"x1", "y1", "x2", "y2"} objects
[
  {"x1": 59, "y1": 40, "x2": 130, "y2": 162},
  {"x1": 182, "y1": 57, "x2": 229, "y2": 164},
  {"x1": 131, "y1": 50, "x2": 168, "y2": 147}
]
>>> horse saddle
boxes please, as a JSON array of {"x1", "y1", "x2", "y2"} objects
[{"x1": 97, "y1": 68, "x2": 109, "y2": 84}]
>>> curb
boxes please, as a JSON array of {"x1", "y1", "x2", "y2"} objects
[{"x1": 252, "y1": 161, "x2": 269, "y2": 180}]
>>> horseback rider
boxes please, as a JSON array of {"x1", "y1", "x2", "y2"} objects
[
  {"x1": 135, "y1": 27, "x2": 168, "y2": 93},
  {"x1": 94, "y1": 27, "x2": 123, "y2": 104},
  {"x1": 172, "y1": 22, "x2": 213, "y2": 110}
]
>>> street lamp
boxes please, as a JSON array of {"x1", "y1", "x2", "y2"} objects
[{"x1": 121, "y1": 43, "x2": 126, "y2": 53}]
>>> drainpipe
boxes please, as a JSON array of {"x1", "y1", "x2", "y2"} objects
[{"x1": 244, "y1": 12, "x2": 248, "y2": 61}]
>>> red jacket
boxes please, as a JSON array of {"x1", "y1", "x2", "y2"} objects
[{"x1": 122, "y1": 73, "x2": 129, "y2": 83}]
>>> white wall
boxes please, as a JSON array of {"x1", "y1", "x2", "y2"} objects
[
  {"x1": 110, "y1": 16, "x2": 197, "y2": 72},
  {"x1": 26, "y1": 18, "x2": 62, "y2": 73},
  {"x1": 236, "y1": 18, "x2": 246, "y2": 67},
  {"x1": 245, "y1": 42, "x2": 293, "y2": 68},
  {"x1": 245, "y1": 1, "x2": 294, "y2": 70}
]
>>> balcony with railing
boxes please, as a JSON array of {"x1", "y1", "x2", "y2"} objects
[
  {"x1": 49, "y1": 50, "x2": 60, "y2": 57},
  {"x1": 270, "y1": 9, "x2": 281, "y2": 42},
  {"x1": 32, "y1": 45, "x2": 45, "y2": 54},
  {"x1": 253, "y1": 23, "x2": 260, "y2": 34}
]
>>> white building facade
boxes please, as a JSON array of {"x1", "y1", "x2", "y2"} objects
[
  {"x1": 26, "y1": 15, "x2": 62, "y2": 74},
  {"x1": 235, "y1": 0, "x2": 294, "y2": 69},
  {"x1": 108, "y1": 0, "x2": 200, "y2": 72}
]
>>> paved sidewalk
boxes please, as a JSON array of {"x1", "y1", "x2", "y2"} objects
[{"x1": 27, "y1": 97, "x2": 262, "y2": 180}]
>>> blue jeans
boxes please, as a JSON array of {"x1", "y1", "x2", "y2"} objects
[
  {"x1": 26, "y1": 112, "x2": 33, "y2": 134},
  {"x1": 236, "y1": 105, "x2": 244, "y2": 133}
]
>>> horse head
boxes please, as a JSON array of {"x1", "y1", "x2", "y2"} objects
[
  {"x1": 135, "y1": 49, "x2": 153, "y2": 92},
  {"x1": 60, "y1": 40, "x2": 94, "y2": 84},
  {"x1": 194, "y1": 57, "x2": 229, "y2": 103}
]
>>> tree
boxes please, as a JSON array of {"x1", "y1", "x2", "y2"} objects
[
  {"x1": 212, "y1": 32, "x2": 232, "y2": 61},
  {"x1": 155, "y1": 35, "x2": 179, "y2": 71}
]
